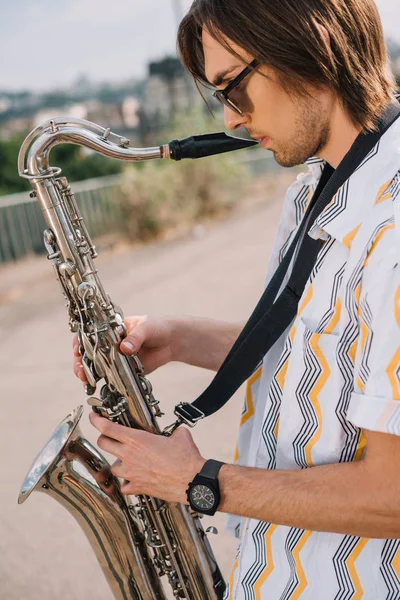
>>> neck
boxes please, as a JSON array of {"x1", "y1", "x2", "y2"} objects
[{"x1": 318, "y1": 100, "x2": 362, "y2": 168}]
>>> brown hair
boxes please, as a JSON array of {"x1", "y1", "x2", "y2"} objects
[{"x1": 177, "y1": 0, "x2": 397, "y2": 130}]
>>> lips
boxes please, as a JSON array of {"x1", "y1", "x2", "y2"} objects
[{"x1": 251, "y1": 135, "x2": 270, "y2": 149}]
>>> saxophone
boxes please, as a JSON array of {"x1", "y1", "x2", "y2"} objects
[{"x1": 17, "y1": 118, "x2": 255, "y2": 600}]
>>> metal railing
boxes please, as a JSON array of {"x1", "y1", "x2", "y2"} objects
[
  {"x1": 0, "y1": 175, "x2": 125, "y2": 264},
  {"x1": 0, "y1": 152, "x2": 275, "y2": 265}
]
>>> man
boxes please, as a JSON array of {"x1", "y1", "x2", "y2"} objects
[{"x1": 74, "y1": 0, "x2": 400, "y2": 597}]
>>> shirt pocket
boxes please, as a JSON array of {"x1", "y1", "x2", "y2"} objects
[{"x1": 282, "y1": 316, "x2": 344, "y2": 466}]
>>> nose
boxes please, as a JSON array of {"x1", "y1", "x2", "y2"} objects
[{"x1": 223, "y1": 105, "x2": 247, "y2": 131}]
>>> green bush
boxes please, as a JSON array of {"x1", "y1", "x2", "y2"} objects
[{"x1": 118, "y1": 151, "x2": 250, "y2": 241}]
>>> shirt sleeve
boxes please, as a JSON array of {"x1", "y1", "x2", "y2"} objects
[{"x1": 347, "y1": 249, "x2": 400, "y2": 435}]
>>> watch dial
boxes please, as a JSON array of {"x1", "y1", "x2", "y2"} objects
[{"x1": 190, "y1": 484, "x2": 215, "y2": 510}]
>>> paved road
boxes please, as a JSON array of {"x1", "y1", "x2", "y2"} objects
[{"x1": 0, "y1": 189, "x2": 285, "y2": 600}]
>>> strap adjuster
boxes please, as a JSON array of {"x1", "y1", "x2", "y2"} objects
[{"x1": 174, "y1": 402, "x2": 205, "y2": 427}]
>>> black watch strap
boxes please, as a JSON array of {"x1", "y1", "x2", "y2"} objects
[{"x1": 199, "y1": 459, "x2": 224, "y2": 480}]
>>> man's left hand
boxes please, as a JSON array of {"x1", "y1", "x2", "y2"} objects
[{"x1": 89, "y1": 411, "x2": 205, "y2": 503}]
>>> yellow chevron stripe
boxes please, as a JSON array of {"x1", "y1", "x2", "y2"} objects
[
  {"x1": 273, "y1": 418, "x2": 280, "y2": 440},
  {"x1": 348, "y1": 338, "x2": 358, "y2": 364},
  {"x1": 364, "y1": 223, "x2": 395, "y2": 268},
  {"x1": 359, "y1": 320, "x2": 368, "y2": 354},
  {"x1": 254, "y1": 525, "x2": 278, "y2": 599},
  {"x1": 386, "y1": 285, "x2": 400, "y2": 400},
  {"x1": 305, "y1": 299, "x2": 341, "y2": 466},
  {"x1": 298, "y1": 283, "x2": 313, "y2": 316},
  {"x1": 392, "y1": 547, "x2": 400, "y2": 580},
  {"x1": 276, "y1": 325, "x2": 297, "y2": 391},
  {"x1": 394, "y1": 285, "x2": 400, "y2": 328},
  {"x1": 386, "y1": 346, "x2": 400, "y2": 401},
  {"x1": 273, "y1": 326, "x2": 296, "y2": 442},
  {"x1": 354, "y1": 430, "x2": 367, "y2": 462},
  {"x1": 375, "y1": 179, "x2": 392, "y2": 205},
  {"x1": 354, "y1": 282, "x2": 361, "y2": 306},
  {"x1": 234, "y1": 367, "x2": 263, "y2": 462},
  {"x1": 343, "y1": 224, "x2": 361, "y2": 249},
  {"x1": 240, "y1": 367, "x2": 262, "y2": 428},
  {"x1": 291, "y1": 530, "x2": 312, "y2": 600},
  {"x1": 356, "y1": 376, "x2": 365, "y2": 393},
  {"x1": 345, "y1": 538, "x2": 369, "y2": 600},
  {"x1": 355, "y1": 302, "x2": 369, "y2": 392},
  {"x1": 227, "y1": 558, "x2": 239, "y2": 600}
]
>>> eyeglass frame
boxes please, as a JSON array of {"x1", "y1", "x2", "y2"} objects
[{"x1": 212, "y1": 58, "x2": 259, "y2": 116}]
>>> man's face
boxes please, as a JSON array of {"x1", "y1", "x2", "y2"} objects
[{"x1": 202, "y1": 29, "x2": 334, "y2": 167}]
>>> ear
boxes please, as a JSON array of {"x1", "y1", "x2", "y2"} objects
[{"x1": 316, "y1": 23, "x2": 332, "y2": 51}]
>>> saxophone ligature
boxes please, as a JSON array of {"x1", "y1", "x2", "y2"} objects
[{"x1": 17, "y1": 117, "x2": 256, "y2": 600}]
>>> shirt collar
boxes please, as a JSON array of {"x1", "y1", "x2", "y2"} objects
[{"x1": 307, "y1": 115, "x2": 400, "y2": 248}]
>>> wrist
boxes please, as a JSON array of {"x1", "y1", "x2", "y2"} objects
[
  {"x1": 186, "y1": 459, "x2": 225, "y2": 515},
  {"x1": 168, "y1": 316, "x2": 191, "y2": 363}
]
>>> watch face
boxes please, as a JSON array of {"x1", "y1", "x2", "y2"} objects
[{"x1": 189, "y1": 484, "x2": 216, "y2": 511}]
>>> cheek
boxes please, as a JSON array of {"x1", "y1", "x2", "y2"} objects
[{"x1": 250, "y1": 80, "x2": 295, "y2": 135}]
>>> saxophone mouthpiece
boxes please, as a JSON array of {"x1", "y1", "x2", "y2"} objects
[{"x1": 167, "y1": 132, "x2": 258, "y2": 161}]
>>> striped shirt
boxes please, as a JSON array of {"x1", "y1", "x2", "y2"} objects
[{"x1": 226, "y1": 115, "x2": 400, "y2": 599}]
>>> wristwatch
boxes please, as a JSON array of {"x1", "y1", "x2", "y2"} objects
[{"x1": 186, "y1": 459, "x2": 225, "y2": 516}]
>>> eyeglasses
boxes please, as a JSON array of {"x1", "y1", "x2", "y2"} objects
[{"x1": 212, "y1": 59, "x2": 259, "y2": 116}]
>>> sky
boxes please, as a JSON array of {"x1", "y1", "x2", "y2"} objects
[{"x1": 0, "y1": 0, "x2": 399, "y2": 92}]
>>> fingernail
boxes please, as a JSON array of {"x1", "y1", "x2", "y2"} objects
[{"x1": 122, "y1": 342, "x2": 134, "y2": 354}]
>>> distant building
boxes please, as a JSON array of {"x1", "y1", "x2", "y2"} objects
[{"x1": 142, "y1": 57, "x2": 198, "y2": 126}]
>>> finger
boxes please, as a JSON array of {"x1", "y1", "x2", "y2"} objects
[
  {"x1": 89, "y1": 411, "x2": 131, "y2": 442},
  {"x1": 72, "y1": 334, "x2": 81, "y2": 357},
  {"x1": 111, "y1": 459, "x2": 125, "y2": 478},
  {"x1": 97, "y1": 434, "x2": 124, "y2": 459},
  {"x1": 73, "y1": 357, "x2": 87, "y2": 382},
  {"x1": 120, "y1": 319, "x2": 150, "y2": 356},
  {"x1": 121, "y1": 480, "x2": 137, "y2": 496}
]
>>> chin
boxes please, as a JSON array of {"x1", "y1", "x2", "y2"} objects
[{"x1": 273, "y1": 151, "x2": 303, "y2": 168}]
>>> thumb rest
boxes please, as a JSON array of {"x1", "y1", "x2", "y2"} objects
[{"x1": 17, "y1": 118, "x2": 254, "y2": 599}]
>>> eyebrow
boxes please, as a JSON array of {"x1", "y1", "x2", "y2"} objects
[{"x1": 210, "y1": 65, "x2": 240, "y2": 87}]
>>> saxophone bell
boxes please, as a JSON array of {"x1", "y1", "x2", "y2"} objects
[{"x1": 19, "y1": 406, "x2": 167, "y2": 600}]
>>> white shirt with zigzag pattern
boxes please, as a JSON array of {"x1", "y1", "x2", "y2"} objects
[{"x1": 225, "y1": 115, "x2": 400, "y2": 600}]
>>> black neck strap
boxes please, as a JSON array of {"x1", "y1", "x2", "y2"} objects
[{"x1": 174, "y1": 101, "x2": 400, "y2": 426}]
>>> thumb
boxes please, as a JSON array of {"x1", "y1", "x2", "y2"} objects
[{"x1": 120, "y1": 321, "x2": 149, "y2": 355}]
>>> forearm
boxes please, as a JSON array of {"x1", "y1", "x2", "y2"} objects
[
  {"x1": 171, "y1": 316, "x2": 242, "y2": 371},
  {"x1": 219, "y1": 461, "x2": 400, "y2": 539}
]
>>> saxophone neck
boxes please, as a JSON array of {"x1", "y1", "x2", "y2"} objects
[{"x1": 18, "y1": 117, "x2": 164, "y2": 179}]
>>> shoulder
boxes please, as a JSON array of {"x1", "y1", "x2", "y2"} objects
[{"x1": 352, "y1": 169, "x2": 400, "y2": 297}]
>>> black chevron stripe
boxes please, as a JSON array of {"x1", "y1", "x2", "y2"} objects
[
  {"x1": 358, "y1": 296, "x2": 373, "y2": 388},
  {"x1": 278, "y1": 185, "x2": 310, "y2": 264},
  {"x1": 386, "y1": 407, "x2": 400, "y2": 436},
  {"x1": 390, "y1": 171, "x2": 400, "y2": 200},
  {"x1": 333, "y1": 536, "x2": 360, "y2": 600},
  {"x1": 263, "y1": 338, "x2": 293, "y2": 469},
  {"x1": 310, "y1": 237, "x2": 336, "y2": 281},
  {"x1": 381, "y1": 539, "x2": 400, "y2": 599},
  {"x1": 242, "y1": 521, "x2": 272, "y2": 600},
  {"x1": 337, "y1": 253, "x2": 365, "y2": 463},
  {"x1": 279, "y1": 528, "x2": 307, "y2": 600},
  {"x1": 318, "y1": 180, "x2": 349, "y2": 230},
  {"x1": 354, "y1": 141, "x2": 380, "y2": 172},
  {"x1": 294, "y1": 185, "x2": 311, "y2": 226},
  {"x1": 336, "y1": 215, "x2": 395, "y2": 462},
  {"x1": 293, "y1": 327, "x2": 321, "y2": 468},
  {"x1": 317, "y1": 263, "x2": 346, "y2": 333}
]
